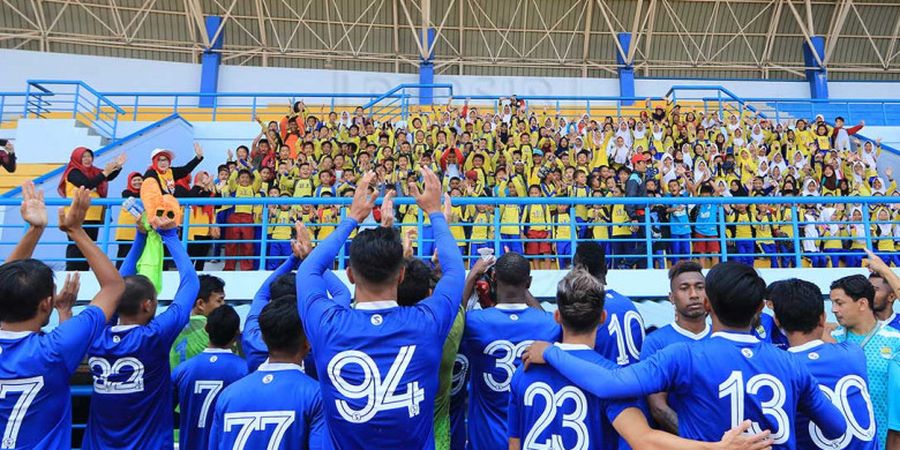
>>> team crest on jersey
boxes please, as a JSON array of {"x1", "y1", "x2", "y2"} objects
[
  {"x1": 880, "y1": 346, "x2": 894, "y2": 359},
  {"x1": 210, "y1": 355, "x2": 219, "y2": 363},
  {"x1": 808, "y1": 352, "x2": 820, "y2": 360},
  {"x1": 754, "y1": 326, "x2": 766, "y2": 339},
  {"x1": 262, "y1": 374, "x2": 274, "y2": 384},
  {"x1": 510, "y1": 314, "x2": 519, "y2": 321},
  {"x1": 113, "y1": 335, "x2": 121, "y2": 343},
  {"x1": 371, "y1": 314, "x2": 383, "y2": 326},
  {"x1": 741, "y1": 348, "x2": 754, "y2": 358}
]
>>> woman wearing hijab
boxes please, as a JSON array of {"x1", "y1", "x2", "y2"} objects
[
  {"x1": 58, "y1": 146, "x2": 124, "y2": 271},
  {"x1": 187, "y1": 171, "x2": 220, "y2": 271},
  {"x1": 114, "y1": 172, "x2": 143, "y2": 267}
]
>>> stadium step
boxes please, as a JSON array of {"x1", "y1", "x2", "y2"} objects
[{"x1": 0, "y1": 163, "x2": 62, "y2": 195}]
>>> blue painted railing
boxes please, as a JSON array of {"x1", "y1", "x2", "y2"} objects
[
  {"x1": 1, "y1": 195, "x2": 897, "y2": 270},
  {"x1": 361, "y1": 83, "x2": 454, "y2": 121},
  {"x1": 25, "y1": 80, "x2": 125, "y2": 140}
]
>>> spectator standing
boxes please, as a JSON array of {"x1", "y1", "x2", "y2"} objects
[
  {"x1": 0, "y1": 140, "x2": 16, "y2": 172},
  {"x1": 58, "y1": 147, "x2": 124, "y2": 271}
]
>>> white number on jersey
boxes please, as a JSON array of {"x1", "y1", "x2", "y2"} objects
[
  {"x1": 483, "y1": 340, "x2": 534, "y2": 392},
  {"x1": 607, "y1": 311, "x2": 644, "y2": 366},
  {"x1": 223, "y1": 411, "x2": 295, "y2": 450},
  {"x1": 327, "y1": 345, "x2": 425, "y2": 423},
  {"x1": 810, "y1": 375, "x2": 876, "y2": 449},
  {"x1": 718, "y1": 371, "x2": 789, "y2": 445},
  {"x1": 450, "y1": 354, "x2": 469, "y2": 397},
  {"x1": 522, "y1": 382, "x2": 589, "y2": 450},
  {"x1": 194, "y1": 380, "x2": 224, "y2": 428},
  {"x1": 89, "y1": 356, "x2": 145, "y2": 394},
  {"x1": 0, "y1": 377, "x2": 44, "y2": 449}
]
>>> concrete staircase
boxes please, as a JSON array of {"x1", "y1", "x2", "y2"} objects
[{"x1": 0, "y1": 163, "x2": 62, "y2": 194}]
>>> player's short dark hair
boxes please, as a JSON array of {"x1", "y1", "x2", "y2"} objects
[
  {"x1": 270, "y1": 273, "x2": 296, "y2": 300},
  {"x1": 573, "y1": 242, "x2": 607, "y2": 281},
  {"x1": 259, "y1": 296, "x2": 306, "y2": 354},
  {"x1": 118, "y1": 275, "x2": 156, "y2": 316},
  {"x1": 398, "y1": 258, "x2": 433, "y2": 307},
  {"x1": 705, "y1": 262, "x2": 766, "y2": 328},
  {"x1": 556, "y1": 269, "x2": 606, "y2": 334},
  {"x1": 494, "y1": 252, "x2": 530, "y2": 287},
  {"x1": 206, "y1": 304, "x2": 240, "y2": 347},
  {"x1": 830, "y1": 275, "x2": 875, "y2": 311},
  {"x1": 349, "y1": 227, "x2": 404, "y2": 285},
  {"x1": 0, "y1": 259, "x2": 54, "y2": 322},
  {"x1": 198, "y1": 275, "x2": 225, "y2": 302},
  {"x1": 668, "y1": 261, "x2": 703, "y2": 283},
  {"x1": 769, "y1": 279, "x2": 823, "y2": 334}
]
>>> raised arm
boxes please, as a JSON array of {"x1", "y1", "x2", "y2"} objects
[
  {"x1": 119, "y1": 226, "x2": 147, "y2": 276},
  {"x1": 152, "y1": 220, "x2": 201, "y2": 342},
  {"x1": 5, "y1": 182, "x2": 47, "y2": 263},
  {"x1": 296, "y1": 172, "x2": 376, "y2": 331},
  {"x1": 864, "y1": 249, "x2": 900, "y2": 301},
  {"x1": 59, "y1": 187, "x2": 125, "y2": 320}
]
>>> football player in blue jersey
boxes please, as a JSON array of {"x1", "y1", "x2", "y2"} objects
[
  {"x1": 524, "y1": 261, "x2": 847, "y2": 449},
  {"x1": 509, "y1": 269, "x2": 773, "y2": 450},
  {"x1": 209, "y1": 296, "x2": 325, "y2": 449},
  {"x1": 641, "y1": 260, "x2": 711, "y2": 434},
  {"x1": 868, "y1": 264, "x2": 900, "y2": 331},
  {"x1": 572, "y1": 242, "x2": 646, "y2": 366},
  {"x1": 243, "y1": 222, "x2": 350, "y2": 373},
  {"x1": 81, "y1": 214, "x2": 200, "y2": 450},
  {"x1": 173, "y1": 304, "x2": 247, "y2": 450},
  {"x1": 0, "y1": 184, "x2": 125, "y2": 450},
  {"x1": 769, "y1": 278, "x2": 877, "y2": 450},
  {"x1": 295, "y1": 168, "x2": 466, "y2": 449},
  {"x1": 830, "y1": 265, "x2": 900, "y2": 448},
  {"x1": 461, "y1": 252, "x2": 560, "y2": 450}
]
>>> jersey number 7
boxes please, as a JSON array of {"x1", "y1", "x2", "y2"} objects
[{"x1": 0, "y1": 377, "x2": 44, "y2": 449}]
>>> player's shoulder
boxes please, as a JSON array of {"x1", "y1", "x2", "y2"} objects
[
  {"x1": 876, "y1": 325, "x2": 900, "y2": 343},
  {"x1": 604, "y1": 290, "x2": 637, "y2": 312}
]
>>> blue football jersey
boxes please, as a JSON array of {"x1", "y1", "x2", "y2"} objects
[
  {"x1": 543, "y1": 331, "x2": 847, "y2": 449},
  {"x1": 753, "y1": 312, "x2": 789, "y2": 350},
  {"x1": 884, "y1": 313, "x2": 900, "y2": 331},
  {"x1": 208, "y1": 362, "x2": 325, "y2": 450},
  {"x1": 82, "y1": 230, "x2": 200, "y2": 450},
  {"x1": 508, "y1": 344, "x2": 636, "y2": 450},
  {"x1": 594, "y1": 290, "x2": 645, "y2": 366},
  {"x1": 245, "y1": 255, "x2": 352, "y2": 373},
  {"x1": 461, "y1": 305, "x2": 561, "y2": 450},
  {"x1": 0, "y1": 307, "x2": 107, "y2": 450},
  {"x1": 787, "y1": 340, "x2": 877, "y2": 450},
  {"x1": 172, "y1": 349, "x2": 248, "y2": 450},
  {"x1": 295, "y1": 215, "x2": 465, "y2": 449},
  {"x1": 640, "y1": 321, "x2": 711, "y2": 360},
  {"x1": 450, "y1": 354, "x2": 469, "y2": 450}
]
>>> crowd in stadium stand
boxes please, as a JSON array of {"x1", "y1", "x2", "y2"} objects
[{"x1": 54, "y1": 97, "x2": 898, "y2": 271}]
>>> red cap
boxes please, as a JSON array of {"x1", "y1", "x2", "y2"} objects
[
  {"x1": 631, "y1": 153, "x2": 651, "y2": 165},
  {"x1": 465, "y1": 170, "x2": 478, "y2": 181}
]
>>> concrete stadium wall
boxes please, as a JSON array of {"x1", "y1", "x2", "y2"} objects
[{"x1": 4, "y1": 49, "x2": 900, "y2": 100}]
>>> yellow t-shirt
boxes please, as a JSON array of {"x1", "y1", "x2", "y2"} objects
[
  {"x1": 269, "y1": 209, "x2": 294, "y2": 240},
  {"x1": 611, "y1": 204, "x2": 631, "y2": 237},
  {"x1": 469, "y1": 210, "x2": 493, "y2": 242},
  {"x1": 554, "y1": 211, "x2": 572, "y2": 240},
  {"x1": 522, "y1": 205, "x2": 549, "y2": 232},
  {"x1": 500, "y1": 205, "x2": 521, "y2": 235}
]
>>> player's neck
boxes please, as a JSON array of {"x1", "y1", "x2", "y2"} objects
[
  {"x1": 710, "y1": 315, "x2": 752, "y2": 334},
  {"x1": 354, "y1": 284, "x2": 399, "y2": 304},
  {"x1": 675, "y1": 315, "x2": 707, "y2": 334},
  {"x1": 786, "y1": 329, "x2": 822, "y2": 348},
  {"x1": 848, "y1": 314, "x2": 879, "y2": 336},
  {"x1": 496, "y1": 286, "x2": 529, "y2": 305},
  {"x1": 874, "y1": 307, "x2": 894, "y2": 322},
  {"x1": 561, "y1": 329, "x2": 596, "y2": 347},
  {"x1": 267, "y1": 352, "x2": 304, "y2": 366},
  {"x1": 0, "y1": 319, "x2": 42, "y2": 333}
]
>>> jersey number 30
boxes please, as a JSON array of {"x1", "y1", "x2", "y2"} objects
[{"x1": 327, "y1": 345, "x2": 425, "y2": 423}]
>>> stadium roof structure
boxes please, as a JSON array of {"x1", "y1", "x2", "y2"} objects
[{"x1": 2, "y1": 0, "x2": 900, "y2": 80}]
